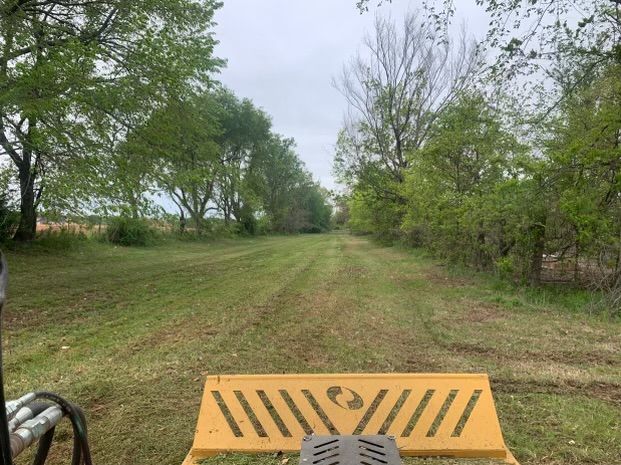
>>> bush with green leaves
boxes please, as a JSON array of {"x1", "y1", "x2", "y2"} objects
[
  {"x1": 0, "y1": 196, "x2": 18, "y2": 243},
  {"x1": 35, "y1": 228, "x2": 88, "y2": 250},
  {"x1": 105, "y1": 217, "x2": 157, "y2": 247}
]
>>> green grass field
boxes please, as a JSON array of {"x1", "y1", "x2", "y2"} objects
[{"x1": 2, "y1": 233, "x2": 620, "y2": 465}]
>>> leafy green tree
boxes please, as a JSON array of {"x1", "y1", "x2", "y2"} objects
[
  {"x1": 335, "y1": 12, "x2": 478, "y2": 238},
  {"x1": 332, "y1": 195, "x2": 350, "y2": 229},
  {"x1": 0, "y1": 168, "x2": 17, "y2": 241},
  {"x1": 350, "y1": 1, "x2": 621, "y2": 303},
  {"x1": 336, "y1": 12, "x2": 477, "y2": 183},
  {"x1": 334, "y1": 126, "x2": 406, "y2": 237},
  {"x1": 401, "y1": 93, "x2": 524, "y2": 267},
  {"x1": 134, "y1": 94, "x2": 221, "y2": 234},
  {"x1": 212, "y1": 89, "x2": 272, "y2": 230},
  {"x1": 251, "y1": 136, "x2": 331, "y2": 233},
  {"x1": 0, "y1": 0, "x2": 222, "y2": 240},
  {"x1": 104, "y1": 140, "x2": 160, "y2": 219},
  {"x1": 253, "y1": 136, "x2": 304, "y2": 232},
  {"x1": 297, "y1": 185, "x2": 333, "y2": 233},
  {"x1": 111, "y1": 87, "x2": 331, "y2": 237},
  {"x1": 543, "y1": 64, "x2": 621, "y2": 286}
]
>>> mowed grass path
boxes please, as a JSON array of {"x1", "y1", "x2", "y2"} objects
[{"x1": 2, "y1": 234, "x2": 620, "y2": 465}]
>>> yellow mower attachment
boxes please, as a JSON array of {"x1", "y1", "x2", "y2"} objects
[{"x1": 183, "y1": 374, "x2": 519, "y2": 465}]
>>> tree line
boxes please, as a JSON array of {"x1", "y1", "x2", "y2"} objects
[
  {"x1": 337, "y1": 1, "x2": 621, "y2": 312},
  {"x1": 0, "y1": 0, "x2": 332, "y2": 242}
]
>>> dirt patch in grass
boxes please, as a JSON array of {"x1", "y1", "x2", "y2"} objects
[
  {"x1": 565, "y1": 379, "x2": 621, "y2": 405},
  {"x1": 341, "y1": 265, "x2": 368, "y2": 278},
  {"x1": 423, "y1": 267, "x2": 475, "y2": 287},
  {"x1": 451, "y1": 301, "x2": 508, "y2": 323},
  {"x1": 122, "y1": 317, "x2": 218, "y2": 354},
  {"x1": 493, "y1": 377, "x2": 621, "y2": 406},
  {"x1": 399, "y1": 354, "x2": 447, "y2": 372},
  {"x1": 532, "y1": 350, "x2": 619, "y2": 366},
  {"x1": 447, "y1": 341, "x2": 620, "y2": 367}
]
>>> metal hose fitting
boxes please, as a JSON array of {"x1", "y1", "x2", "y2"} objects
[{"x1": 10, "y1": 406, "x2": 63, "y2": 458}]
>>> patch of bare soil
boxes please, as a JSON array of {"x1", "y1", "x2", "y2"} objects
[
  {"x1": 106, "y1": 317, "x2": 219, "y2": 367},
  {"x1": 397, "y1": 354, "x2": 449, "y2": 373},
  {"x1": 341, "y1": 265, "x2": 368, "y2": 278},
  {"x1": 423, "y1": 267, "x2": 475, "y2": 287},
  {"x1": 451, "y1": 302, "x2": 508, "y2": 323},
  {"x1": 447, "y1": 342, "x2": 620, "y2": 367},
  {"x1": 492, "y1": 377, "x2": 621, "y2": 406}
]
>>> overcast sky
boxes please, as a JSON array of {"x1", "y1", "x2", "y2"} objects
[{"x1": 213, "y1": 1, "x2": 490, "y2": 191}]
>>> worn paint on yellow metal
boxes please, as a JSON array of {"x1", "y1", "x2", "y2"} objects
[{"x1": 183, "y1": 374, "x2": 519, "y2": 465}]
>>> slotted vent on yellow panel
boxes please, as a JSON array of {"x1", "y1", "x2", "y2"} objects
[{"x1": 182, "y1": 374, "x2": 519, "y2": 465}]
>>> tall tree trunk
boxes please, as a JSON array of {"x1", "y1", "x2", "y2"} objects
[
  {"x1": 573, "y1": 238, "x2": 580, "y2": 284},
  {"x1": 476, "y1": 230, "x2": 486, "y2": 270},
  {"x1": 129, "y1": 192, "x2": 139, "y2": 219},
  {"x1": 179, "y1": 209, "x2": 186, "y2": 235},
  {"x1": 529, "y1": 221, "x2": 546, "y2": 286},
  {"x1": 194, "y1": 215, "x2": 202, "y2": 235},
  {"x1": 13, "y1": 161, "x2": 37, "y2": 241}
]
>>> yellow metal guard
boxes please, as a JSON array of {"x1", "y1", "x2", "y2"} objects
[{"x1": 183, "y1": 374, "x2": 519, "y2": 465}]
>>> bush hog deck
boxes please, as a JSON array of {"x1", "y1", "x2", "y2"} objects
[{"x1": 183, "y1": 374, "x2": 519, "y2": 465}]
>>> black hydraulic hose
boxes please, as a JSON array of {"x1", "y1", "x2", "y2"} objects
[
  {"x1": 69, "y1": 403, "x2": 86, "y2": 465},
  {"x1": 0, "y1": 253, "x2": 13, "y2": 465},
  {"x1": 35, "y1": 394, "x2": 89, "y2": 465},
  {"x1": 22, "y1": 403, "x2": 49, "y2": 418},
  {"x1": 72, "y1": 405, "x2": 90, "y2": 465},
  {"x1": 34, "y1": 393, "x2": 93, "y2": 465},
  {"x1": 31, "y1": 426, "x2": 55, "y2": 465},
  {"x1": 71, "y1": 428, "x2": 82, "y2": 465}
]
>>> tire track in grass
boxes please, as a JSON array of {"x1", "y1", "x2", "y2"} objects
[
  {"x1": 5, "y1": 236, "x2": 334, "y2": 465},
  {"x1": 6, "y1": 239, "x2": 285, "y2": 326},
  {"x1": 306, "y1": 235, "x2": 441, "y2": 372},
  {"x1": 4, "y1": 237, "x2": 322, "y2": 392},
  {"x1": 189, "y1": 235, "x2": 335, "y2": 373},
  {"x1": 73, "y1": 235, "x2": 333, "y2": 465},
  {"x1": 225, "y1": 233, "x2": 429, "y2": 373}
]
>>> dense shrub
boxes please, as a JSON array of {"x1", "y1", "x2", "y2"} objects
[
  {"x1": 106, "y1": 217, "x2": 156, "y2": 246},
  {"x1": 35, "y1": 228, "x2": 88, "y2": 250},
  {"x1": 0, "y1": 195, "x2": 18, "y2": 242},
  {"x1": 301, "y1": 225, "x2": 323, "y2": 234}
]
